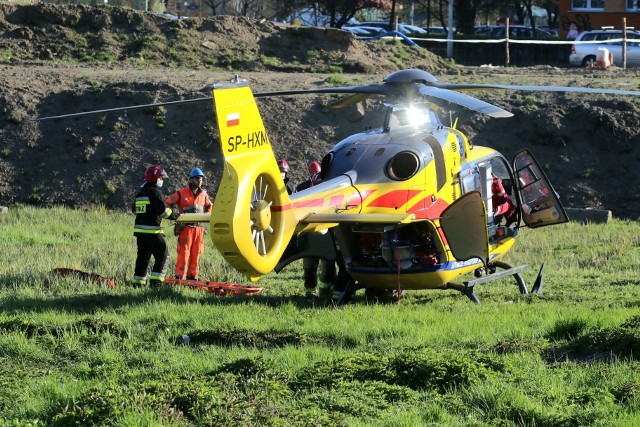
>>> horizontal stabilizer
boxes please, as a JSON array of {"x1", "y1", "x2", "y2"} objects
[
  {"x1": 176, "y1": 213, "x2": 211, "y2": 223},
  {"x1": 300, "y1": 213, "x2": 414, "y2": 224}
]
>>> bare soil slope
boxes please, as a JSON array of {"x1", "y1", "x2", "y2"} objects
[{"x1": 2, "y1": 4, "x2": 640, "y2": 219}]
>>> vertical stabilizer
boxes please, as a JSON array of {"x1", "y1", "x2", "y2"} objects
[{"x1": 210, "y1": 82, "x2": 297, "y2": 280}]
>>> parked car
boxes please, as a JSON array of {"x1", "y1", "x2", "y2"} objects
[
  {"x1": 488, "y1": 25, "x2": 554, "y2": 39},
  {"x1": 154, "y1": 12, "x2": 188, "y2": 20},
  {"x1": 474, "y1": 25, "x2": 498, "y2": 36},
  {"x1": 569, "y1": 28, "x2": 640, "y2": 67},
  {"x1": 342, "y1": 26, "x2": 385, "y2": 38},
  {"x1": 539, "y1": 26, "x2": 559, "y2": 37},
  {"x1": 353, "y1": 21, "x2": 429, "y2": 38},
  {"x1": 421, "y1": 26, "x2": 457, "y2": 35}
]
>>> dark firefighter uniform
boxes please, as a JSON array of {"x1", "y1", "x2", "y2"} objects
[{"x1": 132, "y1": 166, "x2": 179, "y2": 287}]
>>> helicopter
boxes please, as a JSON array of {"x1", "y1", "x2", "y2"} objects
[{"x1": 39, "y1": 69, "x2": 640, "y2": 304}]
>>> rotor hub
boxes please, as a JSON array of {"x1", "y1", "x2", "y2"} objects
[{"x1": 251, "y1": 199, "x2": 271, "y2": 231}]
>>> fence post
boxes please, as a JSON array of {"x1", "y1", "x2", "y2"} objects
[
  {"x1": 505, "y1": 18, "x2": 510, "y2": 66},
  {"x1": 623, "y1": 17, "x2": 627, "y2": 69}
]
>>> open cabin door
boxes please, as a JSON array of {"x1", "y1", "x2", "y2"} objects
[
  {"x1": 440, "y1": 191, "x2": 489, "y2": 266},
  {"x1": 512, "y1": 150, "x2": 568, "y2": 229}
]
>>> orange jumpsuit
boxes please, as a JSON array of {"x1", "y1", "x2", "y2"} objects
[{"x1": 166, "y1": 186, "x2": 212, "y2": 279}]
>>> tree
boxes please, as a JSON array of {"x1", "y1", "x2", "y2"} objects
[
  {"x1": 454, "y1": 0, "x2": 484, "y2": 34},
  {"x1": 314, "y1": 0, "x2": 393, "y2": 27},
  {"x1": 200, "y1": 0, "x2": 223, "y2": 15}
]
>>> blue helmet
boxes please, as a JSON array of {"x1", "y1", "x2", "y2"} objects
[{"x1": 189, "y1": 168, "x2": 205, "y2": 178}]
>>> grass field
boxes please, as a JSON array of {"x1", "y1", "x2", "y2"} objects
[{"x1": 1, "y1": 205, "x2": 640, "y2": 426}]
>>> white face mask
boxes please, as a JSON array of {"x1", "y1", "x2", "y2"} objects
[
  {"x1": 281, "y1": 172, "x2": 286, "y2": 180},
  {"x1": 156, "y1": 179, "x2": 164, "y2": 188}
]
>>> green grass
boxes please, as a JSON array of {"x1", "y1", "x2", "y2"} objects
[{"x1": 1, "y1": 206, "x2": 640, "y2": 425}]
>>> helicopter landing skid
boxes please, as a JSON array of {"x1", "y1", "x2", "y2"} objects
[{"x1": 445, "y1": 263, "x2": 529, "y2": 304}]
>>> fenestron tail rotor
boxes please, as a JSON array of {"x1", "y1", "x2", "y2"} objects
[
  {"x1": 251, "y1": 175, "x2": 275, "y2": 256},
  {"x1": 209, "y1": 83, "x2": 297, "y2": 281}
]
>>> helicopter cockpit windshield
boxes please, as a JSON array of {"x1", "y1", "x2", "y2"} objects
[{"x1": 387, "y1": 104, "x2": 439, "y2": 129}]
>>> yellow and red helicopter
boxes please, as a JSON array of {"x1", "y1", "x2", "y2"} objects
[{"x1": 40, "y1": 69, "x2": 640, "y2": 304}]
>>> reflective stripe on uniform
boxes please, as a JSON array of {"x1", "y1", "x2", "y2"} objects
[
  {"x1": 131, "y1": 275, "x2": 147, "y2": 285},
  {"x1": 134, "y1": 224, "x2": 164, "y2": 234},
  {"x1": 134, "y1": 197, "x2": 151, "y2": 214},
  {"x1": 149, "y1": 272, "x2": 165, "y2": 281}
]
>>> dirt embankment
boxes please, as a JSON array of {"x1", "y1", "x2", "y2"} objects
[{"x1": 2, "y1": 4, "x2": 640, "y2": 219}]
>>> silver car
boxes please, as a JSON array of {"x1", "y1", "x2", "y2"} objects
[{"x1": 569, "y1": 29, "x2": 640, "y2": 67}]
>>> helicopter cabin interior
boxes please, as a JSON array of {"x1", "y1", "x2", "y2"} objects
[{"x1": 460, "y1": 155, "x2": 519, "y2": 242}]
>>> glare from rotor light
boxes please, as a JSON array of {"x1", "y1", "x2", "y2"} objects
[
  {"x1": 395, "y1": 106, "x2": 429, "y2": 126},
  {"x1": 407, "y1": 107, "x2": 429, "y2": 125}
]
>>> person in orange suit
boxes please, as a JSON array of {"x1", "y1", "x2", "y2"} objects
[{"x1": 165, "y1": 168, "x2": 213, "y2": 280}]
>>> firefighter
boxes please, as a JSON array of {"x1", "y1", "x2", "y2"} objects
[
  {"x1": 278, "y1": 159, "x2": 295, "y2": 195},
  {"x1": 296, "y1": 161, "x2": 336, "y2": 298},
  {"x1": 165, "y1": 168, "x2": 213, "y2": 280},
  {"x1": 295, "y1": 161, "x2": 322, "y2": 191},
  {"x1": 132, "y1": 165, "x2": 180, "y2": 287}
]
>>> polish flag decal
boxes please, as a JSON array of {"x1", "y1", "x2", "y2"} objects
[{"x1": 226, "y1": 112, "x2": 240, "y2": 127}]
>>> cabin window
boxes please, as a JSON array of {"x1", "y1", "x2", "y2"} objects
[{"x1": 461, "y1": 167, "x2": 481, "y2": 193}]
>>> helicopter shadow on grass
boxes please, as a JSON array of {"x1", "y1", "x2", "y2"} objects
[
  {"x1": 0, "y1": 272, "x2": 422, "y2": 314},
  {"x1": 0, "y1": 271, "x2": 339, "y2": 314}
]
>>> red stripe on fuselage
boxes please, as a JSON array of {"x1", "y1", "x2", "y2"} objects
[
  {"x1": 351, "y1": 189, "x2": 374, "y2": 207},
  {"x1": 270, "y1": 203, "x2": 293, "y2": 212},
  {"x1": 407, "y1": 197, "x2": 450, "y2": 219},
  {"x1": 367, "y1": 189, "x2": 422, "y2": 209},
  {"x1": 292, "y1": 199, "x2": 324, "y2": 208},
  {"x1": 329, "y1": 195, "x2": 344, "y2": 207},
  {"x1": 285, "y1": 189, "x2": 375, "y2": 211}
]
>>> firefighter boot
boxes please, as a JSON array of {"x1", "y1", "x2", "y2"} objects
[
  {"x1": 318, "y1": 259, "x2": 336, "y2": 299},
  {"x1": 318, "y1": 282, "x2": 333, "y2": 299},
  {"x1": 303, "y1": 268, "x2": 318, "y2": 298}
]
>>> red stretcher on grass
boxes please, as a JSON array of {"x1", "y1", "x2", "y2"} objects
[
  {"x1": 162, "y1": 277, "x2": 263, "y2": 296},
  {"x1": 53, "y1": 268, "x2": 116, "y2": 288},
  {"x1": 53, "y1": 268, "x2": 262, "y2": 296}
]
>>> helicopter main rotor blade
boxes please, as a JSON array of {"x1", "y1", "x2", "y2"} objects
[
  {"x1": 37, "y1": 85, "x2": 392, "y2": 121},
  {"x1": 36, "y1": 96, "x2": 214, "y2": 121},
  {"x1": 253, "y1": 83, "x2": 391, "y2": 98},
  {"x1": 325, "y1": 93, "x2": 373, "y2": 109},
  {"x1": 419, "y1": 86, "x2": 513, "y2": 118},
  {"x1": 432, "y1": 82, "x2": 640, "y2": 97}
]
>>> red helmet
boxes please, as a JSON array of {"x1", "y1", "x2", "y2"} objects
[
  {"x1": 144, "y1": 165, "x2": 168, "y2": 182},
  {"x1": 308, "y1": 161, "x2": 321, "y2": 174},
  {"x1": 277, "y1": 159, "x2": 289, "y2": 173}
]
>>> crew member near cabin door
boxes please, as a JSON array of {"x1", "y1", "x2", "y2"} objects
[
  {"x1": 492, "y1": 174, "x2": 517, "y2": 225},
  {"x1": 165, "y1": 168, "x2": 213, "y2": 280},
  {"x1": 278, "y1": 159, "x2": 296, "y2": 195}
]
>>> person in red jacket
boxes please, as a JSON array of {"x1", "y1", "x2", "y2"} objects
[
  {"x1": 132, "y1": 165, "x2": 180, "y2": 287},
  {"x1": 491, "y1": 175, "x2": 517, "y2": 225},
  {"x1": 165, "y1": 168, "x2": 213, "y2": 280}
]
